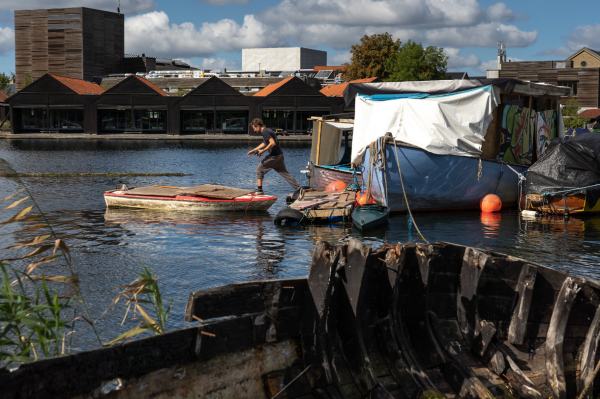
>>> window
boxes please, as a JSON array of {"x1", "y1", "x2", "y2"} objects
[
  {"x1": 49, "y1": 110, "x2": 83, "y2": 129},
  {"x1": 217, "y1": 111, "x2": 247, "y2": 131},
  {"x1": 581, "y1": 61, "x2": 587, "y2": 67},
  {"x1": 48, "y1": 23, "x2": 80, "y2": 29},
  {"x1": 182, "y1": 111, "x2": 214, "y2": 131},
  {"x1": 48, "y1": 24, "x2": 64, "y2": 30},
  {"x1": 64, "y1": 14, "x2": 80, "y2": 19},
  {"x1": 20, "y1": 109, "x2": 47, "y2": 129},
  {"x1": 557, "y1": 81, "x2": 578, "y2": 95},
  {"x1": 100, "y1": 110, "x2": 132, "y2": 131},
  {"x1": 262, "y1": 110, "x2": 294, "y2": 131},
  {"x1": 295, "y1": 111, "x2": 329, "y2": 132},
  {"x1": 48, "y1": 14, "x2": 80, "y2": 20}
]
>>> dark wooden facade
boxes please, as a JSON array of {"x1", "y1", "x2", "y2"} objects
[
  {"x1": 6, "y1": 75, "x2": 345, "y2": 135},
  {"x1": 15, "y1": 8, "x2": 124, "y2": 91},
  {"x1": 499, "y1": 62, "x2": 600, "y2": 108}
]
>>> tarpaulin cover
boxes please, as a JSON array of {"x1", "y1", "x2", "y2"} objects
[
  {"x1": 351, "y1": 85, "x2": 500, "y2": 165},
  {"x1": 343, "y1": 78, "x2": 518, "y2": 106},
  {"x1": 525, "y1": 133, "x2": 600, "y2": 207}
]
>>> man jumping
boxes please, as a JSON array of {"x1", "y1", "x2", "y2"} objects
[{"x1": 247, "y1": 118, "x2": 299, "y2": 194}]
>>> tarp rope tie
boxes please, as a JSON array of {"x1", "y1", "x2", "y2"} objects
[
  {"x1": 541, "y1": 182, "x2": 600, "y2": 197},
  {"x1": 391, "y1": 139, "x2": 429, "y2": 244}
]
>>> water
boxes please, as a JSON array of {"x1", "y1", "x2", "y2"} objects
[{"x1": 1, "y1": 139, "x2": 599, "y2": 350}]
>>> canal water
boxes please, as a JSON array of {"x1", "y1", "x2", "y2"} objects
[{"x1": 1, "y1": 139, "x2": 600, "y2": 350}]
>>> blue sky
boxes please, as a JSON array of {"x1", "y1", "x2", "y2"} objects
[{"x1": 0, "y1": 0, "x2": 599, "y2": 77}]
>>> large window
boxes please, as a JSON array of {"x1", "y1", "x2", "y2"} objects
[
  {"x1": 217, "y1": 111, "x2": 247, "y2": 132},
  {"x1": 262, "y1": 110, "x2": 294, "y2": 131},
  {"x1": 557, "y1": 81, "x2": 578, "y2": 95},
  {"x1": 21, "y1": 109, "x2": 83, "y2": 130},
  {"x1": 182, "y1": 111, "x2": 214, "y2": 131},
  {"x1": 100, "y1": 109, "x2": 166, "y2": 131},
  {"x1": 295, "y1": 111, "x2": 329, "y2": 132}
]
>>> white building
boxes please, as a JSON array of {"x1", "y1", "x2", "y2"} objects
[{"x1": 242, "y1": 47, "x2": 327, "y2": 71}]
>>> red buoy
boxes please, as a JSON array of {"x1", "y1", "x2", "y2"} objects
[
  {"x1": 355, "y1": 190, "x2": 377, "y2": 205},
  {"x1": 326, "y1": 180, "x2": 347, "y2": 191},
  {"x1": 480, "y1": 194, "x2": 502, "y2": 213}
]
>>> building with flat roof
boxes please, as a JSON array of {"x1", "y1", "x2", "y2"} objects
[
  {"x1": 242, "y1": 47, "x2": 327, "y2": 71},
  {"x1": 14, "y1": 7, "x2": 124, "y2": 90}
]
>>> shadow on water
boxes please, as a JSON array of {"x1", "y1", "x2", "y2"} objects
[{"x1": 2, "y1": 140, "x2": 600, "y2": 349}]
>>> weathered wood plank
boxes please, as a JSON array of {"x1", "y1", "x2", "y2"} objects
[
  {"x1": 457, "y1": 247, "x2": 489, "y2": 347},
  {"x1": 546, "y1": 277, "x2": 582, "y2": 399},
  {"x1": 577, "y1": 305, "x2": 600, "y2": 396},
  {"x1": 508, "y1": 264, "x2": 538, "y2": 345}
]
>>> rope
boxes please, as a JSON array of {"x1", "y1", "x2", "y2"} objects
[
  {"x1": 391, "y1": 139, "x2": 429, "y2": 244},
  {"x1": 477, "y1": 158, "x2": 482, "y2": 181},
  {"x1": 541, "y1": 182, "x2": 600, "y2": 197}
]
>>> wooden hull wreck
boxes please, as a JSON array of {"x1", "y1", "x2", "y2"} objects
[
  {"x1": 4, "y1": 239, "x2": 600, "y2": 398},
  {"x1": 104, "y1": 192, "x2": 277, "y2": 211}
]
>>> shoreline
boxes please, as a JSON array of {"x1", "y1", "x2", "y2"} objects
[{"x1": 0, "y1": 132, "x2": 315, "y2": 141}]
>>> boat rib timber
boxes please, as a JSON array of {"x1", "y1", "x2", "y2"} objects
[{"x1": 4, "y1": 240, "x2": 600, "y2": 399}]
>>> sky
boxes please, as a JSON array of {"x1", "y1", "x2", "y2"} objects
[{"x1": 0, "y1": 0, "x2": 599, "y2": 77}]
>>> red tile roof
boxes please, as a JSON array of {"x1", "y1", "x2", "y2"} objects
[
  {"x1": 50, "y1": 74, "x2": 105, "y2": 95},
  {"x1": 320, "y1": 77, "x2": 380, "y2": 97},
  {"x1": 253, "y1": 77, "x2": 293, "y2": 97},
  {"x1": 132, "y1": 75, "x2": 168, "y2": 96},
  {"x1": 0, "y1": 90, "x2": 8, "y2": 103},
  {"x1": 314, "y1": 66, "x2": 346, "y2": 72},
  {"x1": 580, "y1": 109, "x2": 600, "y2": 119}
]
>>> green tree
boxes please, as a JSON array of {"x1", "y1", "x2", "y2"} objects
[
  {"x1": 22, "y1": 73, "x2": 33, "y2": 90},
  {"x1": 563, "y1": 98, "x2": 591, "y2": 129},
  {"x1": 175, "y1": 86, "x2": 190, "y2": 97},
  {"x1": 343, "y1": 33, "x2": 401, "y2": 81},
  {"x1": 384, "y1": 40, "x2": 448, "y2": 82},
  {"x1": 0, "y1": 72, "x2": 15, "y2": 95}
]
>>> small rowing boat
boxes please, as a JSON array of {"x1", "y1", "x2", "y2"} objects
[
  {"x1": 352, "y1": 204, "x2": 389, "y2": 230},
  {"x1": 104, "y1": 184, "x2": 277, "y2": 211}
]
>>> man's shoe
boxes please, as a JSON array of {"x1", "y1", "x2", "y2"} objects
[{"x1": 253, "y1": 188, "x2": 264, "y2": 195}]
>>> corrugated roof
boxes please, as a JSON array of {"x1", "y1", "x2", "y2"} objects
[
  {"x1": 253, "y1": 77, "x2": 293, "y2": 97},
  {"x1": 313, "y1": 66, "x2": 346, "y2": 71},
  {"x1": 0, "y1": 90, "x2": 8, "y2": 103},
  {"x1": 132, "y1": 75, "x2": 168, "y2": 96},
  {"x1": 580, "y1": 109, "x2": 600, "y2": 119},
  {"x1": 50, "y1": 74, "x2": 105, "y2": 95},
  {"x1": 320, "y1": 77, "x2": 380, "y2": 97}
]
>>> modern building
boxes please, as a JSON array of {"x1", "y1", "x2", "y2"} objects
[
  {"x1": 490, "y1": 47, "x2": 600, "y2": 108},
  {"x1": 242, "y1": 48, "x2": 327, "y2": 71},
  {"x1": 14, "y1": 7, "x2": 124, "y2": 90}
]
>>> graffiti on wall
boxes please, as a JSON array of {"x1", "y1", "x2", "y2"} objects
[
  {"x1": 499, "y1": 105, "x2": 535, "y2": 165},
  {"x1": 536, "y1": 110, "x2": 556, "y2": 158}
]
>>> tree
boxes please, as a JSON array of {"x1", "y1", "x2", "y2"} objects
[
  {"x1": 175, "y1": 86, "x2": 190, "y2": 97},
  {"x1": 562, "y1": 98, "x2": 590, "y2": 129},
  {"x1": 343, "y1": 33, "x2": 401, "y2": 81},
  {"x1": 22, "y1": 73, "x2": 33, "y2": 90},
  {"x1": 0, "y1": 72, "x2": 15, "y2": 95},
  {"x1": 384, "y1": 40, "x2": 448, "y2": 82}
]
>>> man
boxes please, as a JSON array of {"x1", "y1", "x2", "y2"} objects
[{"x1": 247, "y1": 118, "x2": 299, "y2": 194}]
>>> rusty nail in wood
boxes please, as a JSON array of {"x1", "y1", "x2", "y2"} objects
[
  {"x1": 283, "y1": 286, "x2": 294, "y2": 289},
  {"x1": 192, "y1": 315, "x2": 203, "y2": 323},
  {"x1": 200, "y1": 331, "x2": 215, "y2": 337}
]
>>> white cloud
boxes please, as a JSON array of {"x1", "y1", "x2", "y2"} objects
[
  {"x1": 486, "y1": 2, "x2": 526, "y2": 22},
  {"x1": 0, "y1": 0, "x2": 155, "y2": 14},
  {"x1": 329, "y1": 52, "x2": 351, "y2": 65},
  {"x1": 424, "y1": 23, "x2": 536, "y2": 48},
  {"x1": 478, "y1": 59, "x2": 499, "y2": 72},
  {"x1": 200, "y1": 57, "x2": 239, "y2": 70},
  {"x1": 125, "y1": 11, "x2": 286, "y2": 58},
  {"x1": 0, "y1": 26, "x2": 14, "y2": 55},
  {"x1": 199, "y1": 0, "x2": 249, "y2": 4},
  {"x1": 539, "y1": 24, "x2": 600, "y2": 57},
  {"x1": 445, "y1": 48, "x2": 481, "y2": 69}
]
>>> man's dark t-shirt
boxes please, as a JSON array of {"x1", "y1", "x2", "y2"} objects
[{"x1": 262, "y1": 128, "x2": 283, "y2": 157}]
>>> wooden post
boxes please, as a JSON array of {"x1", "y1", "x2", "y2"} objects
[
  {"x1": 316, "y1": 120, "x2": 322, "y2": 165},
  {"x1": 546, "y1": 277, "x2": 582, "y2": 399}
]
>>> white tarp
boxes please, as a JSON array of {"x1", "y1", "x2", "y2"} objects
[{"x1": 351, "y1": 85, "x2": 500, "y2": 165}]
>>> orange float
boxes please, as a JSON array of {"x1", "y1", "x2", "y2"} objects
[
  {"x1": 480, "y1": 194, "x2": 502, "y2": 213},
  {"x1": 355, "y1": 190, "x2": 377, "y2": 205},
  {"x1": 325, "y1": 180, "x2": 347, "y2": 191}
]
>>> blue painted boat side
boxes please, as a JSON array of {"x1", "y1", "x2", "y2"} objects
[{"x1": 363, "y1": 144, "x2": 527, "y2": 212}]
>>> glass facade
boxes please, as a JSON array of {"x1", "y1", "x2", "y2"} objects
[
  {"x1": 182, "y1": 111, "x2": 215, "y2": 131},
  {"x1": 100, "y1": 109, "x2": 166, "y2": 131},
  {"x1": 217, "y1": 111, "x2": 247, "y2": 132},
  {"x1": 20, "y1": 109, "x2": 83, "y2": 130},
  {"x1": 262, "y1": 110, "x2": 294, "y2": 131},
  {"x1": 296, "y1": 111, "x2": 328, "y2": 132}
]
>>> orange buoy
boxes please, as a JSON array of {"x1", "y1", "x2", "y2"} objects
[
  {"x1": 355, "y1": 190, "x2": 377, "y2": 205},
  {"x1": 480, "y1": 194, "x2": 502, "y2": 213},
  {"x1": 326, "y1": 180, "x2": 347, "y2": 191}
]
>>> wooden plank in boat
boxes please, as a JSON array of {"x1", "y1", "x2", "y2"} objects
[
  {"x1": 123, "y1": 186, "x2": 180, "y2": 197},
  {"x1": 177, "y1": 184, "x2": 253, "y2": 199},
  {"x1": 303, "y1": 208, "x2": 351, "y2": 218}
]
